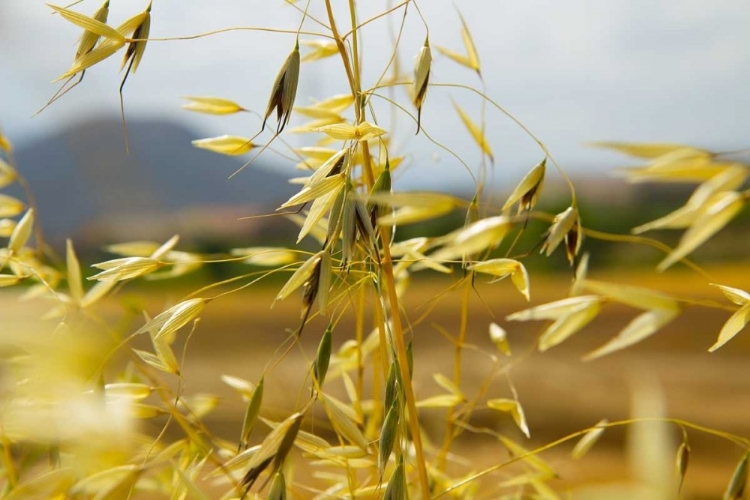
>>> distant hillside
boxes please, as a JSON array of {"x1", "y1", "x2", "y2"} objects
[{"x1": 11, "y1": 117, "x2": 296, "y2": 248}]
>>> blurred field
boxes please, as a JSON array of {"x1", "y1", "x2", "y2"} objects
[{"x1": 3, "y1": 264, "x2": 750, "y2": 498}]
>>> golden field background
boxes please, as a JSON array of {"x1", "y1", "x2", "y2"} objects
[{"x1": 4, "y1": 263, "x2": 750, "y2": 498}]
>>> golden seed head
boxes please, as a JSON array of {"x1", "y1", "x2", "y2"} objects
[
  {"x1": 725, "y1": 453, "x2": 749, "y2": 500},
  {"x1": 384, "y1": 457, "x2": 406, "y2": 500},
  {"x1": 413, "y1": 36, "x2": 432, "y2": 133},
  {"x1": 240, "y1": 377, "x2": 264, "y2": 450},
  {"x1": 413, "y1": 37, "x2": 432, "y2": 106},
  {"x1": 267, "y1": 471, "x2": 287, "y2": 500},
  {"x1": 313, "y1": 325, "x2": 333, "y2": 391},
  {"x1": 262, "y1": 44, "x2": 301, "y2": 134},
  {"x1": 122, "y1": 8, "x2": 151, "y2": 74},
  {"x1": 379, "y1": 399, "x2": 399, "y2": 471},
  {"x1": 76, "y1": 0, "x2": 110, "y2": 59}
]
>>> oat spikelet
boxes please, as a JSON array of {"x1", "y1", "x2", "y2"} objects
[
  {"x1": 676, "y1": 440, "x2": 690, "y2": 494},
  {"x1": 725, "y1": 452, "x2": 749, "y2": 500},
  {"x1": 120, "y1": 1, "x2": 152, "y2": 151},
  {"x1": 379, "y1": 399, "x2": 399, "y2": 472},
  {"x1": 412, "y1": 36, "x2": 431, "y2": 134},
  {"x1": 239, "y1": 377, "x2": 263, "y2": 451},
  {"x1": 36, "y1": 0, "x2": 110, "y2": 115},
  {"x1": 503, "y1": 159, "x2": 546, "y2": 214},
  {"x1": 312, "y1": 325, "x2": 332, "y2": 394},
  {"x1": 541, "y1": 206, "x2": 581, "y2": 265},
  {"x1": 76, "y1": 0, "x2": 111, "y2": 58},
  {"x1": 262, "y1": 41, "x2": 301, "y2": 135}
]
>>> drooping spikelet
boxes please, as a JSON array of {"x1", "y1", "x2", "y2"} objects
[
  {"x1": 412, "y1": 36, "x2": 432, "y2": 134},
  {"x1": 261, "y1": 41, "x2": 301, "y2": 135}
]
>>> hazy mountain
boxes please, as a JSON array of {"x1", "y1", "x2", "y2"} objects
[{"x1": 11, "y1": 117, "x2": 296, "y2": 247}]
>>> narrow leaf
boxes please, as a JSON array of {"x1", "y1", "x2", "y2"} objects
[
  {"x1": 709, "y1": 304, "x2": 750, "y2": 352},
  {"x1": 182, "y1": 96, "x2": 245, "y2": 115},
  {"x1": 240, "y1": 377, "x2": 264, "y2": 449},
  {"x1": 712, "y1": 284, "x2": 750, "y2": 306},
  {"x1": 591, "y1": 141, "x2": 707, "y2": 159},
  {"x1": 453, "y1": 102, "x2": 493, "y2": 162},
  {"x1": 584, "y1": 308, "x2": 680, "y2": 360},
  {"x1": 192, "y1": 135, "x2": 254, "y2": 156},
  {"x1": 433, "y1": 373, "x2": 463, "y2": 399},
  {"x1": 658, "y1": 191, "x2": 744, "y2": 271},
  {"x1": 538, "y1": 300, "x2": 603, "y2": 351},
  {"x1": 488, "y1": 398, "x2": 530, "y2": 438},
  {"x1": 9, "y1": 208, "x2": 34, "y2": 253},
  {"x1": 430, "y1": 216, "x2": 510, "y2": 262},
  {"x1": 297, "y1": 186, "x2": 343, "y2": 243},
  {"x1": 280, "y1": 174, "x2": 344, "y2": 208},
  {"x1": 436, "y1": 46, "x2": 474, "y2": 71},
  {"x1": 149, "y1": 234, "x2": 179, "y2": 260},
  {"x1": 489, "y1": 323, "x2": 511, "y2": 356},
  {"x1": 507, "y1": 295, "x2": 601, "y2": 322},
  {"x1": 458, "y1": 10, "x2": 481, "y2": 74},
  {"x1": 275, "y1": 252, "x2": 322, "y2": 302},
  {"x1": 0, "y1": 274, "x2": 24, "y2": 287},
  {"x1": 322, "y1": 394, "x2": 369, "y2": 449},
  {"x1": 416, "y1": 394, "x2": 463, "y2": 408},
  {"x1": 300, "y1": 39, "x2": 339, "y2": 62},
  {"x1": 571, "y1": 419, "x2": 608, "y2": 459},
  {"x1": 66, "y1": 239, "x2": 84, "y2": 303},
  {"x1": 89, "y1": 256, "x2": 160, "y2": 282},
  {"x1": 0, "y1": 194, "x2": 24, "y2": 218},
  {"x1": 56, "y1": 39, "x2": 124, "y2": 79},
  {"x1": 47, "y1": 4, "x2": 124, "y2": 43},
  {"x1": 580, "y1": 279, "x2": 679, "y2": 312}
]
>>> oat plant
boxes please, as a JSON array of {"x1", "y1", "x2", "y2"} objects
[{"x1": 2, "y1": 1, "x2": 750, "y2": 499}]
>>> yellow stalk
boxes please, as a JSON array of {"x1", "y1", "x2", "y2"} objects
[
  {"x1": 437, "y1": 277, "x2": 472, "y2": 470},
  {"x1": 326, "y1": 2, "x2": 429, "y2": 493}
]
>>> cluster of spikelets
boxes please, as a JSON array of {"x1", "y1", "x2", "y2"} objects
[{"x1": 3, "y1": 0, "x2": 750, "y2": 499}]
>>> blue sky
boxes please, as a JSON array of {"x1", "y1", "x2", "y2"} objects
[{"x1": 1, "y1": 0, "x2": 749, "y2": 189}]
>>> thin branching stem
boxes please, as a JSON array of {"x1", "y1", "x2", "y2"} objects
[
  {"x1": 323, "y1": 0, "x2": 358, "y2": 104},
  {"x1": 436, "y1": 417, "x2": 750, "y2": 497},
  {"x1": 342, "y1": 0, "x2": 411, "y2": 39},
  {"x1": 141, "y1": 27, "x2": 334, "y2": 43},
  {"x1": 437, "y1": 278, "x2": 472, "y2": 470}
]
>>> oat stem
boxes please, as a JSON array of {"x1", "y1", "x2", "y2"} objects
[
  {"x1": 323, "y1": 1, "x2": 358, "y2": 104},
  {"x1": 437, "y1": 277, "x2": 472, "y2": 470},
  {"x1": 355, "y1": 285, "x2": 366, "y2": 420},
  {"x1": 332, "y1": 1, "x2": 430, "y2": 494},
  {"x1": 377, "y1": 224, "x2": 431, "y2": 498}
]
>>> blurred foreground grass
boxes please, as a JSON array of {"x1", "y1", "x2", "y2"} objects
[{"x1": 3, "y1": 263, "x2": 749, "y2": 498}]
